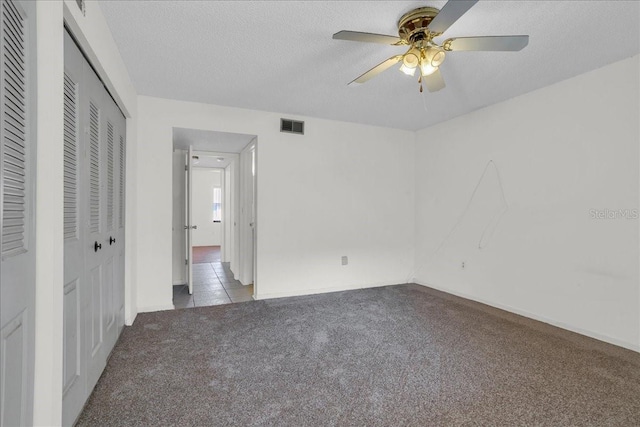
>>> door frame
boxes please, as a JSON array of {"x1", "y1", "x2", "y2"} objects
[
  {"x1": 171, "y1": 138, "x2": 257, "y2": 301},
  {"x1": 192, "y1": 150, "x2": 237, "y2": 263},
  {"x1": 177, "y1": 150, "x2": 239, "y2": 289},
  {"x1": 238, "y1": 139, "x2": 257, "y2": 291}
]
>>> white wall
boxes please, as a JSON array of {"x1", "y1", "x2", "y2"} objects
[
  {"x1": 135, "y1": 96, "x2": 416, "y2": 310},
  {"x1": 34, "y1": 1, "x2": 138, "y2": 425},
  {"x1": 192, "y1": 168, "x2": 223, "y2": 246},
  {"x1": 414, "y1": 55, "x2": 640, "y2": 352},
  {"x1": 34, "y1": 2, "x2": 64, "y2": 424}
]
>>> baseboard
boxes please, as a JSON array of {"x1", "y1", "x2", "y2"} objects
[
  {"x1": 136, "y1": 303, "x2": 176, "y2": 314},
  {"x1": 254, "y1": 280, "x2": 404, "y2": 301},
  {"x1": 125, "y1": 312, "x2": 137, "y2": 326},
  {"x1": 414, "y1": 280, "x2": 640, "y2": 353}
]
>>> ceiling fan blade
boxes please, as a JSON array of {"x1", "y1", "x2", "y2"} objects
[
  {"x1": 349, "y1": 55, "x2": 403, "y2": 85},
  {"x1": 444, "y1": 35, "x2": 529, "y2": 51},
  {"x1": 427, "y1": 0, "x2": 479, "y2": 34},
  {"x1": 423, "y1": 69, "x2": 446, "y2": 92},
  {"x1": 333, "y1": 30, "x2": 404, "y2": 45}
]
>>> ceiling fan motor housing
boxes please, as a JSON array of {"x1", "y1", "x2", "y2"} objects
[{"x1": 398, "y1": 6, "x2": 441, "y2": 43}]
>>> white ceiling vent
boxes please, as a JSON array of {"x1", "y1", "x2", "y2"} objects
[{"x1": 280, "y1": 118, "x2": 304, "y2": 135}]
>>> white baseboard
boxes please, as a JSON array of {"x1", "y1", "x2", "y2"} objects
[
  {"x1": 124, "y1": 312, "x2": 137, "y2": 326},
  {"x1": 254, "y1": 280, "x2": 404, "y2": 301},
  {"x1": 136, "y1": 303, "x2": 176, "y2": 314},
  {"x1": 414, "y1": 280, "x2": 640, "y2": 353}
]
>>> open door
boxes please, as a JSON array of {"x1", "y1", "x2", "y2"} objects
[
  {"x1": 239, "y1": 140, "x2": 256, "y2": 286},
  {"x1": 184, "y1": 146, "x2": 194, "y2": 294}
]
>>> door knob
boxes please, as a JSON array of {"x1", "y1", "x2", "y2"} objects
[
  {"x1": 192, "y1": 225, "x2": 198, "y2": 230},
  {"x1": 109, "y1": 237, "x2": 116, "y2": 245},
  {"x1": 94, "y1": 241, "x2": 102, "y2": 252}
]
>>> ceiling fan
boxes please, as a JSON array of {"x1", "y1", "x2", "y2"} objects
[{"x1": 333, "y1": 0, "x2": 529, "y2": 92}]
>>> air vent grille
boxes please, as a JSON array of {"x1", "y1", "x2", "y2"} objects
[{"x1": 280, "y1": 118, "x2": 304, "y2": 135}]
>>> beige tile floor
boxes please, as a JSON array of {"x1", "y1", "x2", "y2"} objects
[{"x1": 173, "y1": 261, "x2": 254, "y2": 309}]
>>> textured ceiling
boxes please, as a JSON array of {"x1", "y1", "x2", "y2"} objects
[
  {"x1": 173, "y1": 128, "x2": 255, "y2": 153},
  {"x1": 100, "y1": 1, "x2": 640, "y2": 131},
  {"x1": 192, "y1": 154, "x2": 233, "y2": 169}
]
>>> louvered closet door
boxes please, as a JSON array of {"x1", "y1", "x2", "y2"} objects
[
  {"x1": 62, "y1": 30, "x2": 126, "y2": 426},
  {"x1": 84, "y1": 55, "x2": 108, "y2": 391},
  {"x1": 100, "y1": 98, "x2": 120, "y2": 357},
  {"x1": 62, "y1": 30, "x2": 87, "y2": 427},
  {"x1": 113, "y1": 109, "x2": 126, "y2": 334},
  {"x1": 0, "y1": 1, "x2": 36, "y2": 425}
]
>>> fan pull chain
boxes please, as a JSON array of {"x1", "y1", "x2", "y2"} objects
[{"x1": 418, "y1": 75, "x2": 423, "y2": 93}]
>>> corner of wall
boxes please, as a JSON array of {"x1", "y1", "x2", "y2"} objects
[
  {"x1": 34, "y1": 2, "x2": 65, "y2": 425},
  {"x1": 410, "y1": 56, "x2": 640, "y2": 352}
]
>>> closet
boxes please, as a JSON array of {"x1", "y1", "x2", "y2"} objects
[
  {"x1": 0, "y1": 1, "x2": 37, "y2": 425},
  {"x1": 62, "y1": 30, "x2": 126, "y2": 425}
]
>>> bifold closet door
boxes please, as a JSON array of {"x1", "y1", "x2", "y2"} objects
[
  {"x1": 62, "y1": 30, "x2": 126, "y2": 426},
  {"x1": 113, "y1": 104, "x2": 126, "y2": 334},
  {"x1": 0, "y1": 1, "x2": 37, "y2": 425},
  {"x1": 62, "y1": 30, "x2": 87, "y2": 426},
  {"x1": 100, "y1": 82, "x2": 123, "y2": 360}
]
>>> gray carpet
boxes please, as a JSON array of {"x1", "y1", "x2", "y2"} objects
[{"x1": 76, "y1": 284, "x2": 640, "y2": 426}]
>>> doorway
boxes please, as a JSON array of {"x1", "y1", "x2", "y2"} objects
[{"x1": 171, "y1": 129, "x2": 257, "y2": 309}]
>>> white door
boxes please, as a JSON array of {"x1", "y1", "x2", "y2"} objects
[
  {"x1": 114, "y1": 118, "x2": 126, "y2": 333},
  {"x1": 84, "y1": 56, "x2": 107, "y2": 390},
  {"x1": 0, "y1": 1, "x2": 36, "y2": 425},
  {"x1": 62, "y1": 30, "x2": 126, "y2": 425},
  {"x1": 101, "y1": 98, "x2": 119, "y2": 362},
  {"x1": 239, "y1": 141, "x2": 256, "y2": 285},
  {"x1": 251, "y1": 146, "x2": 257, "y2": 287},
  {"x1": 185, "y1": 146, "x2": 194, "y2": 294},
  {"x1": 62, "y1": 30, "x2": 86, "y2": 426}
]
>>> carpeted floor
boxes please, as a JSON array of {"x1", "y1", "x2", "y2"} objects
[{"x1": 76, "y1": 284, "x2": 640, "y2": 426}]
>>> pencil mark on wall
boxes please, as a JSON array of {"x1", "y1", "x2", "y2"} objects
[
  {"x1": 432, "y1": 159, "x2": 508, "y2": 256},
  {"x1": 477, "y1": 161, "x2": 508, "y2": 250}
]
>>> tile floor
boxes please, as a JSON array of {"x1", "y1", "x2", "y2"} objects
[{"x1": 173, "y1": 261, "x2": 254, "y2": 309}]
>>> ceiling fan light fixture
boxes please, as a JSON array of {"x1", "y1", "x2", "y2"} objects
[
  {"x1": 420, "y1": 61, "x2": 438, "y2": 77},
  {"x1": 400, "y1": 47, "x2": 421, "y2": 76},
  {"x1": 402, "y1": 50, "x2": 420, "y2": 68},
  {"x1": 425, "y1": 46, "x2": 446, "y2": 67},
  {"x1": 400, "y1": 63, "x2": 416, "y2": 76}
]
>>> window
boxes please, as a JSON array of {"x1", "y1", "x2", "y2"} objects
[{"x1": 212, "y1": 187, "x2": 222, "y2": 222}]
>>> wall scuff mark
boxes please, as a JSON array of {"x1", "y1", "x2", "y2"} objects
[{"x1": 430, "y1": 159, "x2": 508, "y2": 258}]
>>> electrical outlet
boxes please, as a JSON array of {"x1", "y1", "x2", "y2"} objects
[
  {"x1": 341, "y1": 256, "x2": 348, "y2": 266},
  {"x1": 461, "y1": 261, "x2": 465, "y2": 269}
]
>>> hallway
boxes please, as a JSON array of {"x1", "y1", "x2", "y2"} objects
[{"x1": 173, "y1": 251, "x2": 254, "y2": 308}]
